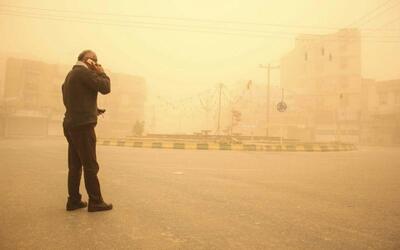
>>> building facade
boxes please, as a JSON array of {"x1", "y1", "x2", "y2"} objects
[
  {"x1": 97, "y1": 73, "x2": 146, "y2": 137},
  {"x1": 2, "y1": 58, "x2": 67, "y2": 136},
  {"x1": 280, "y1": 28, "x2": 363, "y2": 142},
  {"x1": 1, "y1": 58, "x2": 146, "y2": 137},
  {"x1": 361, "y1": 79, "x2": 400, "y2": 145},
  {"x1": 0, "y1": 55, "x2": 7, "y2": 137}
]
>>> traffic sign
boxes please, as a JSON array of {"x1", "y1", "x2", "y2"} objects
[{"x1": 277, "y1": 101, "x2": 287, "y2": 112}]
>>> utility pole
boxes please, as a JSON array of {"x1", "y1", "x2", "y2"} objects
[
  {"x1": 266, "y1": 64, "x2": 271, "y2": 137},
  {"x1": 216, "y1": 83, "x2": 223, "y2": 135},
  {"x1": 151, "y1": 105, "x2": 156, "y2": 132},
  {"x1": 259, "y1": 64, "x2": 280, "y2": 137},
  {"x1": 230, "y1": 109, "x2": 234, "y2": 136}
]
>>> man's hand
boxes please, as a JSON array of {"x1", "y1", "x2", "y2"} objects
[
  {"x1": 94, "y1": 64, "x2": 105, "y2": 74},
  {"x1": 97, "y1": 108, "x2": 106, "y2": 116}
]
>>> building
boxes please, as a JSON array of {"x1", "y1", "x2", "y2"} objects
[
  {"x1": 97, "y1": 73, "x2": 146, "y2": 137},
  {"x1": 0, "y1": 55, "x2": 7, "y2": 137},
  {"x1": 280, "y1": 28, "x2": 363, "y2": 142},
  {"x1": 361, "y1": 79, "x2": 400, "y2": 145},
  {"x1": 0, "y1": 55, "x2": 6, "y2": 100},
  {"x1": 2, "y1": 58, "x2": 67, "y2": 136},
  {"x1": 1, "y1": 57, "x2": 146, "y2": 137}
]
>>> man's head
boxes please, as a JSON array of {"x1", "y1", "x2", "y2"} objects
[{"x1": 77, "y1": 50, "x2": 97, "y2": 64}]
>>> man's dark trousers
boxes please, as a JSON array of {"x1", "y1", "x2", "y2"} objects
[{"x1": 64, "y1": 124, "x2": 102, "y2": 203}]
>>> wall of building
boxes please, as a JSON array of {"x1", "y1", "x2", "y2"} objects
[
  {"x1": 2, "y1": 58, "x2": 147, "y2": 138},
  {"x1": 280, "y1": 29, "x2": 363, "y2": 142},
  {"x1": 97, "y1": 72, "x2": 147, "y2": 137},
  {"x1": 0, "y1": 56, "x2": 6, "y2": 101},
  {"x1": 360, "y1": 79, "x2": 400, "y2": 145}
]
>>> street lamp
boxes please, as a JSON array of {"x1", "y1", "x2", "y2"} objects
[{"x1": 259, "y1": 63, "x2": 280, "y2": 137}]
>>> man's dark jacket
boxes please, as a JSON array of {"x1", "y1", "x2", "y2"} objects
[{"x1": 62, "y1": 65, "x2": 111, "y2": 129}]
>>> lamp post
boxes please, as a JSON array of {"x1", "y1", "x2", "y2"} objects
[
  {"x1": 216, "y1": 83, "x2": 223, "y2": 135},
  {"x1": 259, "y1": 64, "x2": 280, "y2": 137}
]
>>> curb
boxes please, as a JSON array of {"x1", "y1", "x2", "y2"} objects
[{"x1": 97, "y1": 139, "x2": 357, "y2": 152}]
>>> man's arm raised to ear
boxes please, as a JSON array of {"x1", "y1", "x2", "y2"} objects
[{"x1": 82, "y1": 67, "x2": 111, "y2": 95}]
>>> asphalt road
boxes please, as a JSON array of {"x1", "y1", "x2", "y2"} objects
[{"x1": 0, "y1": 138, "x2": 399, "y2": 250}]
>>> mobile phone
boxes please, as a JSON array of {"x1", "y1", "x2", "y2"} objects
[
  {"x1": 97, "y1": 108, "x2": 106, "y2": 116},
  {"x1": 86, "y1": 58, "x2": 96, "y2": 67}
]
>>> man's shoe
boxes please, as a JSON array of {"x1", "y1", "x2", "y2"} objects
[
  {"x1": 88, "y1": 201, "x2": 113, "y2": 212},
  {"x1": 66, "y1": 200, "x2": 88, "y2": 211}
]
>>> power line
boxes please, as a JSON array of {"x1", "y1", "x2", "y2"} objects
[
  {"x1": 1, "y1": 3, "x2": 399, "y2": 32},
  {"x1": 0, "y1": 9, "x2": 399, "y2": 43},
  {"x1": 377, "y1": 16, "x2": 400, "y2": 29},
  {"x1": 357, "y1": 1, "x2": 400, "y2": 27},
  {"x1": 1, "y1": 7, "x2": 398, "y2": 40},
  {"x1": 0, "y1": 8, "x2": 305, "y2": 37},
  {"x1": 348, "y1": 0, "x2": 396, "y2": 27},
  {"x1": 0, "y1": 3, "x2": 349, "y2": 30},
  {"x1": 0, "y1": 10, "x2": 292, "y2": 39}
]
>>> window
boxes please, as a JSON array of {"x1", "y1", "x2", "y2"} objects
[
  {"x1": 395, "y1": 91, "x2": 400, "y2": 105},
  {"x1": 341, "y1": 77, "x2": 349, "y2": 88},
  {"x1": 316, "y1": 62, "x2": 324, "y2": 73},
  {"x1": 339, "y1": 94, "x2": 349, "y2": 107},
  {"x1": 340, "y1": 58, "x2": 347, "y2": 70},
  {"x1": 378, "y1": 92, "x2": 388, "y2": 105},
  {"x1": 24, "y1": 70, "x2": 40, "y2": 92}
]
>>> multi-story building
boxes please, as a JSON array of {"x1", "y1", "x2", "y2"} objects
[
  {"x1": 97, "y1": 73, "x2": 146, "y2": 137},
  {"x1": 2, "y1": 58, "x2": 67, "y2": 136},
  {"x1": 0, "y1": 55, "x2": 6, "y2": 100},
  {"x1": 280, "y1": 28, "x2": 363, "y2": 142},
  {"x1": 0, "y1": 55, "x2": 7, "y2": 137},
  {"x1": 1, "y1": 57, "x2": 146, "y2": 137},
  {"x1": 361, "y1": 79, "x2": 400, "y2": 145}
]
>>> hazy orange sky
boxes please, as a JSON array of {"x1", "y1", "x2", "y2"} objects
[{"x1": 0, "y1": 0, "x2": 399, "y2": 102}]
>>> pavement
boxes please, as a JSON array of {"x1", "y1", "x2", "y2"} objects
[{"x1": 0, "y1": 137, "x2": 399, "y2": 250}]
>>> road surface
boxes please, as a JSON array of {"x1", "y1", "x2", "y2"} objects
[{"x1": 0, "y1": 138, "x2": 399, "y2": 249}]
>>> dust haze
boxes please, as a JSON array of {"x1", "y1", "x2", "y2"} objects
[
  {"x1": 0, "y1": 0, "x2": 399, "y2": 140},
  {"x1": 0, "y1": 0, "x2": 400, "y2": 249}
]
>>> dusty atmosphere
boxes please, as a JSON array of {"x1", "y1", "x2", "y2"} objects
[{"x1": 0, "y1": 0, "x2": 399, "y2": 249}]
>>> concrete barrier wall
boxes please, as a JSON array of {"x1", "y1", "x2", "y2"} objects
[{"x1": 97, "y1": 139, "x2": 357, "y2": 152}]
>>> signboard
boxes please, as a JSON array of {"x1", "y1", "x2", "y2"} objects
[{"x1": 277, "y1": 101, "x2": 287, "y2": 112}]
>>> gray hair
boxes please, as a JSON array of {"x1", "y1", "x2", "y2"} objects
[{"x1": 77, "y1": 50, "x2": 94, "y2": 61}]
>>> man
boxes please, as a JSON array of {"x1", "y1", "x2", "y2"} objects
[{"x1": 62, "y1": 50, "x2": 112, "y2": 212}]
